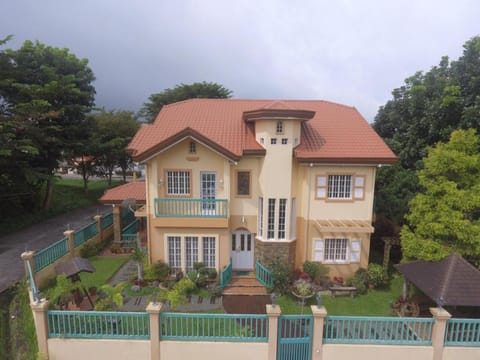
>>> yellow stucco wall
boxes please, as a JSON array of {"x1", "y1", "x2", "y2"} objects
[
  {"x1": 322, "y1": 344, "x2": 433, "y2": 360},
  {"x1": 161, "y1": 340, "x2": 268, "y2": 360},
  {"x1": 48, "y1": 339, "x2": 150, "y2": 360}
]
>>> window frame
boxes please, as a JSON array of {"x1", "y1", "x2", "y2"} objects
[
  {"x1": 276, "y1": 121, "x2": 284, "y2": 134},
  {"x1": 315, "y1": 174, "x2": 366, "y2": 201},
  {"x1": 324, "y1": 238, "x2": 349, "y2": 263},
  {"x1": 270, "y1": 138, "x2": 277, "y2": 145},
  {"x1": 278, "y1": 198, "x2": 287, "y2": 240},
  {"x1": 267, "y1": 198, "x2": 276, "y2": 239},
  {"x1": 166, "y1": 234, "x2": 218, "y2": 272},
  {"x1": 235, "y1": 170, "x2": 251, "y2": 197},
  {"x1": 312, "y1": 238, "x2": 361, "y2": 264},
  {"x1": 165, "y1": 169, "x2": 192, "y2": 197},
  {"x1": 189, "y1": 141, "x2": 196, "y2": 154}
]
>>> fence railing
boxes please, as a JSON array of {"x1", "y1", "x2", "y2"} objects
[
  {"x1": 33, "y1": 237, "x2": 69, "y2": 272},
  {"x1": 102, "y1": 212, "x2": 114, "y2": 229},
  {"x1": 122, "y1": 207, "x2": 135, "y2": 226},
  {"x1": 155, "y1": 198, "x2": 228, "y2": 218},
  {"x1": 220, "y1": 258, "x2": 232, "y2": 289},
  {"x1": 323, "y1": 316, "x2": 434, "y2": 345},
  {"x1": 160, "y1": 312, "x2": 268, "y2": 342},
  {"x1": 47, "y1": 310, "x2": 150, "y2": 339},
  {"x1": 122, "y1": 219, "x2": 138, "y2": 235},
  {"x1": 74, "y1": 221, "x2": 99, "y2": 248},
  {"x1": 445, "y1": 318, "x2": 480, "y2": 346},
  {"x1": 255, "y1": 259, "x2": 274, "y2": 288}
]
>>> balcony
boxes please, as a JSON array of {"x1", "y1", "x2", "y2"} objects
[{"x1": 153, "y1": 198, "x2": 229, "y2": 228}]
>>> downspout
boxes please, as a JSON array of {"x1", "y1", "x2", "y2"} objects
[{"x1": 304, "y1": 163, "x2": 313, "y2": 262}]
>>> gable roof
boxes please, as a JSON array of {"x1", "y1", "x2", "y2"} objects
[
  {"x1": 128, "y1": 99, "x2": 397, "y2": 164},
  {"x1": 394, "y1": 253, "x2": 480, "y2": 307}
]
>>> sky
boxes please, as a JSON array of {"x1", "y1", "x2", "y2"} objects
[{"x1": 1, "y1": 0, "x2": 479, "y2": 122}]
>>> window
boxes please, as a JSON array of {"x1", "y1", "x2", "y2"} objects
[
  {"x1": 236, "y1": 171, "x2": 250, "y2": 196},
  {"x1": 166, "y1": 170, "x2": 191, "y2": 195},
  {"x1": 328, "y1": 175, "x2": 352, "y2": 199},
  {"x1": 290, "y1": 198, "x2": 296, "y2": 239},
  {"x1": 281, "y1": 138, "x2": 288, "y2": 145},
  {"x1": 185, "y1": 236, "x2": 198, "y2": 271},
  {"x1": 167, "y1": 236, "x2": 182, "y2": 272},
  {"x1": 276, "y1": 121, "x2": 283, "y2": 134},
  {"x1": 278, "y1": 199, "x2": 287, "y2": 239},
  {"x1": 260, "y1": 137, "x2": 265, "y2": 144},
  {"x1": 258, "y1": 197, "x2": 263, "y2": 237},
  {"x1": 189, "y1": 141, "x2": 196, "y2": 154},
  {"x1": 271, "y1": 138, "x2": 277, "y2": 145},
  {"x1": 325, "y1": 238, "x2": 348, "y2": 262},
  {"x1": 202, "y1": 237, "x2": 216, "y2": 268},
  {"x1": 316, "y1": 174, "x2": 365, "y2": 200},
  {"x1": 267, "y1": 199, "x2": 276, "y2": 239}
]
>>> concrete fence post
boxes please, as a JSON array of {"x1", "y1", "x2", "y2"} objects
[
  {"x1": 64, "y1": 230, "x2": 75, "y2": 257},
  {"x1": 21, "y1": 251, "x2": 36, "y2": 281},
  {"x1": 147, "y1": 302, "x2": 162, "y2": 360},
  {"x1": 113, "y1": 205, "x2": 122, "y2": 243},
  {"x1": 311, "y1": 305, "x2": 327, "y2": 360},
  {"x1": 31, "y1": 299, "x2": 50, "y2": 359},
  {"x1": 430, "y1": 307, "x2": 451, "y2": 360},
  {"x1": 94, "y1": 214, "x2": 103, "y2": 241},
  {"x1": 266, "y1": 304, "x2": 281, "y2": 360}
]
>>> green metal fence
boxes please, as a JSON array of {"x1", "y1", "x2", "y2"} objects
[
  {"x1": 122, "y1": 207, "x2": 135, "y2": 226},
  {"x1": 445, "y1": 318, "x2": 480, "y2": 346},
  {"x1": 278, "y1": 315, "x2": 313, "y2": 360},
  {"x1": 47, "y1": 310, "x2": 150, "y2": 339},
  {"x1": 256, "y1": 259, "x2": 274, "y2": 288},
  {"x1": 160, "y1": 312, "x2": 268, "y2": 342},
  {"x1": 33, "y1": 237, "x2": 69, "y2": 272},
  {"x1": 74, "y1": 221, "x2": 99, "y2": 248},
  {"x1": 102, "y1": 213, "x2": 114, "y2": 229},
  {"x1": 323, "y1": 316, "x2": 434, "y2": 345},
  {"x1": 220, "y1": 258, "x2": 232, "y2": 289},
  {"x1": 155, "y1": 198, "x2": 228, "y2": 218}
]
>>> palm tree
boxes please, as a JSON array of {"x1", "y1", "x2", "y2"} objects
[{"x1": 130, "y1": 247, "x2": 145, "y2": 282}]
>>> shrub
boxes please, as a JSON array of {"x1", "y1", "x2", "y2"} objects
[
  {"x1": 268, "y1": 257, "x2": 293, "y2": 294},
  {"x1": 345, "y1": 268, "x2": 368, "y2": 295},
  {"x1": 152, "y1": 260, "x2": 170, "y2": 282},
  {"x1": 302, "y1": 261, "x2": 329, "y2": 283},
  {"x1": 207, "y1": 268, "x2": 217, "y2": 279},
  {"x1": 80, "y1": 243, "x2": 98, "y2": 258},
  {"x1": 367, "y1": 264, "x2": 389, "y2": 288}
]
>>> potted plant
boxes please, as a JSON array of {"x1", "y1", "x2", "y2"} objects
[{"x1": 291, "y1": 279, "x2": 315, "y2": 314}]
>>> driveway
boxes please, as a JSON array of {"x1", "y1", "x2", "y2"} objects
[{"x1": 0, "y1": 204, "x2": 111, "y2": 293}]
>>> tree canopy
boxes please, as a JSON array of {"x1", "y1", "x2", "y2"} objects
[
  {"x1": 0, "y1": 39, "x2": 96, "y2": 214},
  {"x1": 140, "y1": 81, "x2": 232, "y2": 122},
  {"x1": 401, "y1": 129, "x2": 480, "y2": 264},
  {"x1": 373, "y1": 36, "x2": 480, "y2": 225}
]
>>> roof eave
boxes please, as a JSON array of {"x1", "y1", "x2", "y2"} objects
[
  {"x1": 295, "y1": 156, "x2": 398, "y2": 165},
  {"x1": 243, "y1": 109, "x2": 315, "y2": 122}
]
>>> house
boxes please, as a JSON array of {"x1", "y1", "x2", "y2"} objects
[{"x1": 110, "y1": 99, "x2": 396, "y2": 279}]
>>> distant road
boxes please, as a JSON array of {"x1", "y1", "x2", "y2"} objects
[{"x1": 0, "y1": 204, "x2": 111, "y2": 293}]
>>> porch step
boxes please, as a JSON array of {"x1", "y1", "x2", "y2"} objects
[{"x1": 222, "y1": 276, "x2": 268, "y2": 296}]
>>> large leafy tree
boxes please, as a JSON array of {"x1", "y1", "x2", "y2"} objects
[
  {"x1": 90, "y1": 109, "x2": 140, "y2": 184},
  {"x1": 0, "y1": 40, "x2": 96, "y2": 210},
  {"x1": 140, "y1": 81, "x2": 232, "y2": 122},
  {"x1": 373, "y1": 36, "x2": 480, "y2": 226},
  {"x1": 401, "y1": 129, "x2": 480, "y2": 264}
]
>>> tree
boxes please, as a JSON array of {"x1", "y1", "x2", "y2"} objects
[
  {"x1": 0, "y1": 40, "x2": 96, "y2": 210},
  {"x1": 90, "y1": 109, "x2": 140, "y2": 184},
  {"x1": 401, "y1": 129, "x2": 480, "y2": 264},
  {"x1": 140, "y1": 81, "x2": 232, "y2": 122},
  {"x1": 130, "y1": 247, "x2": 145, "y2": 282}
]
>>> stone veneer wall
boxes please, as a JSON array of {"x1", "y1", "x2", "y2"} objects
[{"x1": 255, "y1": 239, "x2": 296, "y2": 267}]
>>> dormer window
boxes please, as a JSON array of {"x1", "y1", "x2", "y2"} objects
[
  {"x1": 189, "y1": 141, "x2": 196, "y2": 154},
  {"x1": 276, "y1": 121, "x2": 283, "y2": 134}
]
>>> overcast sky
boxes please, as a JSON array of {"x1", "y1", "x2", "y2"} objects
[{"x1": 1, "y1": 0, "x2": 479, "y2": 121}]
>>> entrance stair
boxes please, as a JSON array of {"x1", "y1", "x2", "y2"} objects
[{"x1": 222, "y1": 271, "x2": 268, "y2": 295}]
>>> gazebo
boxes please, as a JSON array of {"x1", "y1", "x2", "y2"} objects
[{"x1": 394, "y1": 253, "x2": 480, "y2": 307}]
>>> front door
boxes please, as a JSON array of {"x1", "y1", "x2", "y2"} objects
[
  {"x1": 231, "y1": 230, "x2": 254, "y2": 270},
  {"x1": 200, "y1": 172, "x2": 216, "y2": 215}
]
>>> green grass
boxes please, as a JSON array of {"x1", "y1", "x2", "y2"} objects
[
  {"x1": 79, "y1": 256, "x2": 129, "y2": 289},
  {"x1": 0, "y1": 178, "x2": 122, "y2": 234},
  {"x1": 277, "y1": 275, "x2": 404, "y2": 316}
]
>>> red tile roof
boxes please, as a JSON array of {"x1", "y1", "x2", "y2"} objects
[
  {"x1": 128, "y1": 99, "x2": 396, "y2": 164},
  {"x1": 99, "y1": 181, "x2": 146, "y2": 204}
]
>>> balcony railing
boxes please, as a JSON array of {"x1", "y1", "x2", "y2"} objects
[{"x1": 155, "y1": 198, "x2": 228, "y2": 218}]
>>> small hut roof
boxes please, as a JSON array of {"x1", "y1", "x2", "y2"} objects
[
  {"x1": 55, "y1": 257, "x2": 96, "y2": 278},
  {"x1": 394, "y1": 253, "x2": 480, "y2": 307}
]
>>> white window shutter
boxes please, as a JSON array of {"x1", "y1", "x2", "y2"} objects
[
  {"x1": 314, "y1": 239, "x2": 324, "y2": 261},
  {"x1": 350, "y1": 240, "x2": 361, "y2": 262}
]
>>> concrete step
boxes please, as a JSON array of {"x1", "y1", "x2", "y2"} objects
[
  {"x1": 222, "y1": 286, "x2": 268, "y2": 296},
  {"x1": 228, "y1": 277, "x2": 264, "y2": 287}
]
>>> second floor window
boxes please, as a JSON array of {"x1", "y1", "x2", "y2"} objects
[
  {"x1": 316, "y1": 174, "x2": 366, "y2": 200},
  {"x1": 236, "y1": 171, "x2": 250, "y2": 196},
  {"x1": 328, "y1": 175, "x2": 352, "y2": 199},
  {"x1": 166, "y1": 170, "x2": 191, "y2": 195}
]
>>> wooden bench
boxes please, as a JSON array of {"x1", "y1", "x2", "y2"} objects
[{"x1": 329, "y1": 286, "x2": 357, "y2": 298}]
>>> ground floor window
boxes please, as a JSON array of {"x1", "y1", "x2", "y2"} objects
[
  {"x1": 166, "y1": 234, "x2": 217, "y2": 272},
  {"x1": 313, "y1": 237, "x2": 361, "y2": 263}
]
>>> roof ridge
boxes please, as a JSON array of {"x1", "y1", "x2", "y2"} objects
[{"x1": 438, "y1": 253, "x2": 458, "y2": 305}]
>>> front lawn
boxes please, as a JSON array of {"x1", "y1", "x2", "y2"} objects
[
  {"x1": 79, "y1": 256, "x2": 129, "y2": 289},
  {"x1": 276, "y1": 275, "x2": 404, "y2": 316}
]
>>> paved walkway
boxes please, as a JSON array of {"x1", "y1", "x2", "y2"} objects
[{"x1": 0, "y1": 204, "x2": 111, "y2": 293}]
